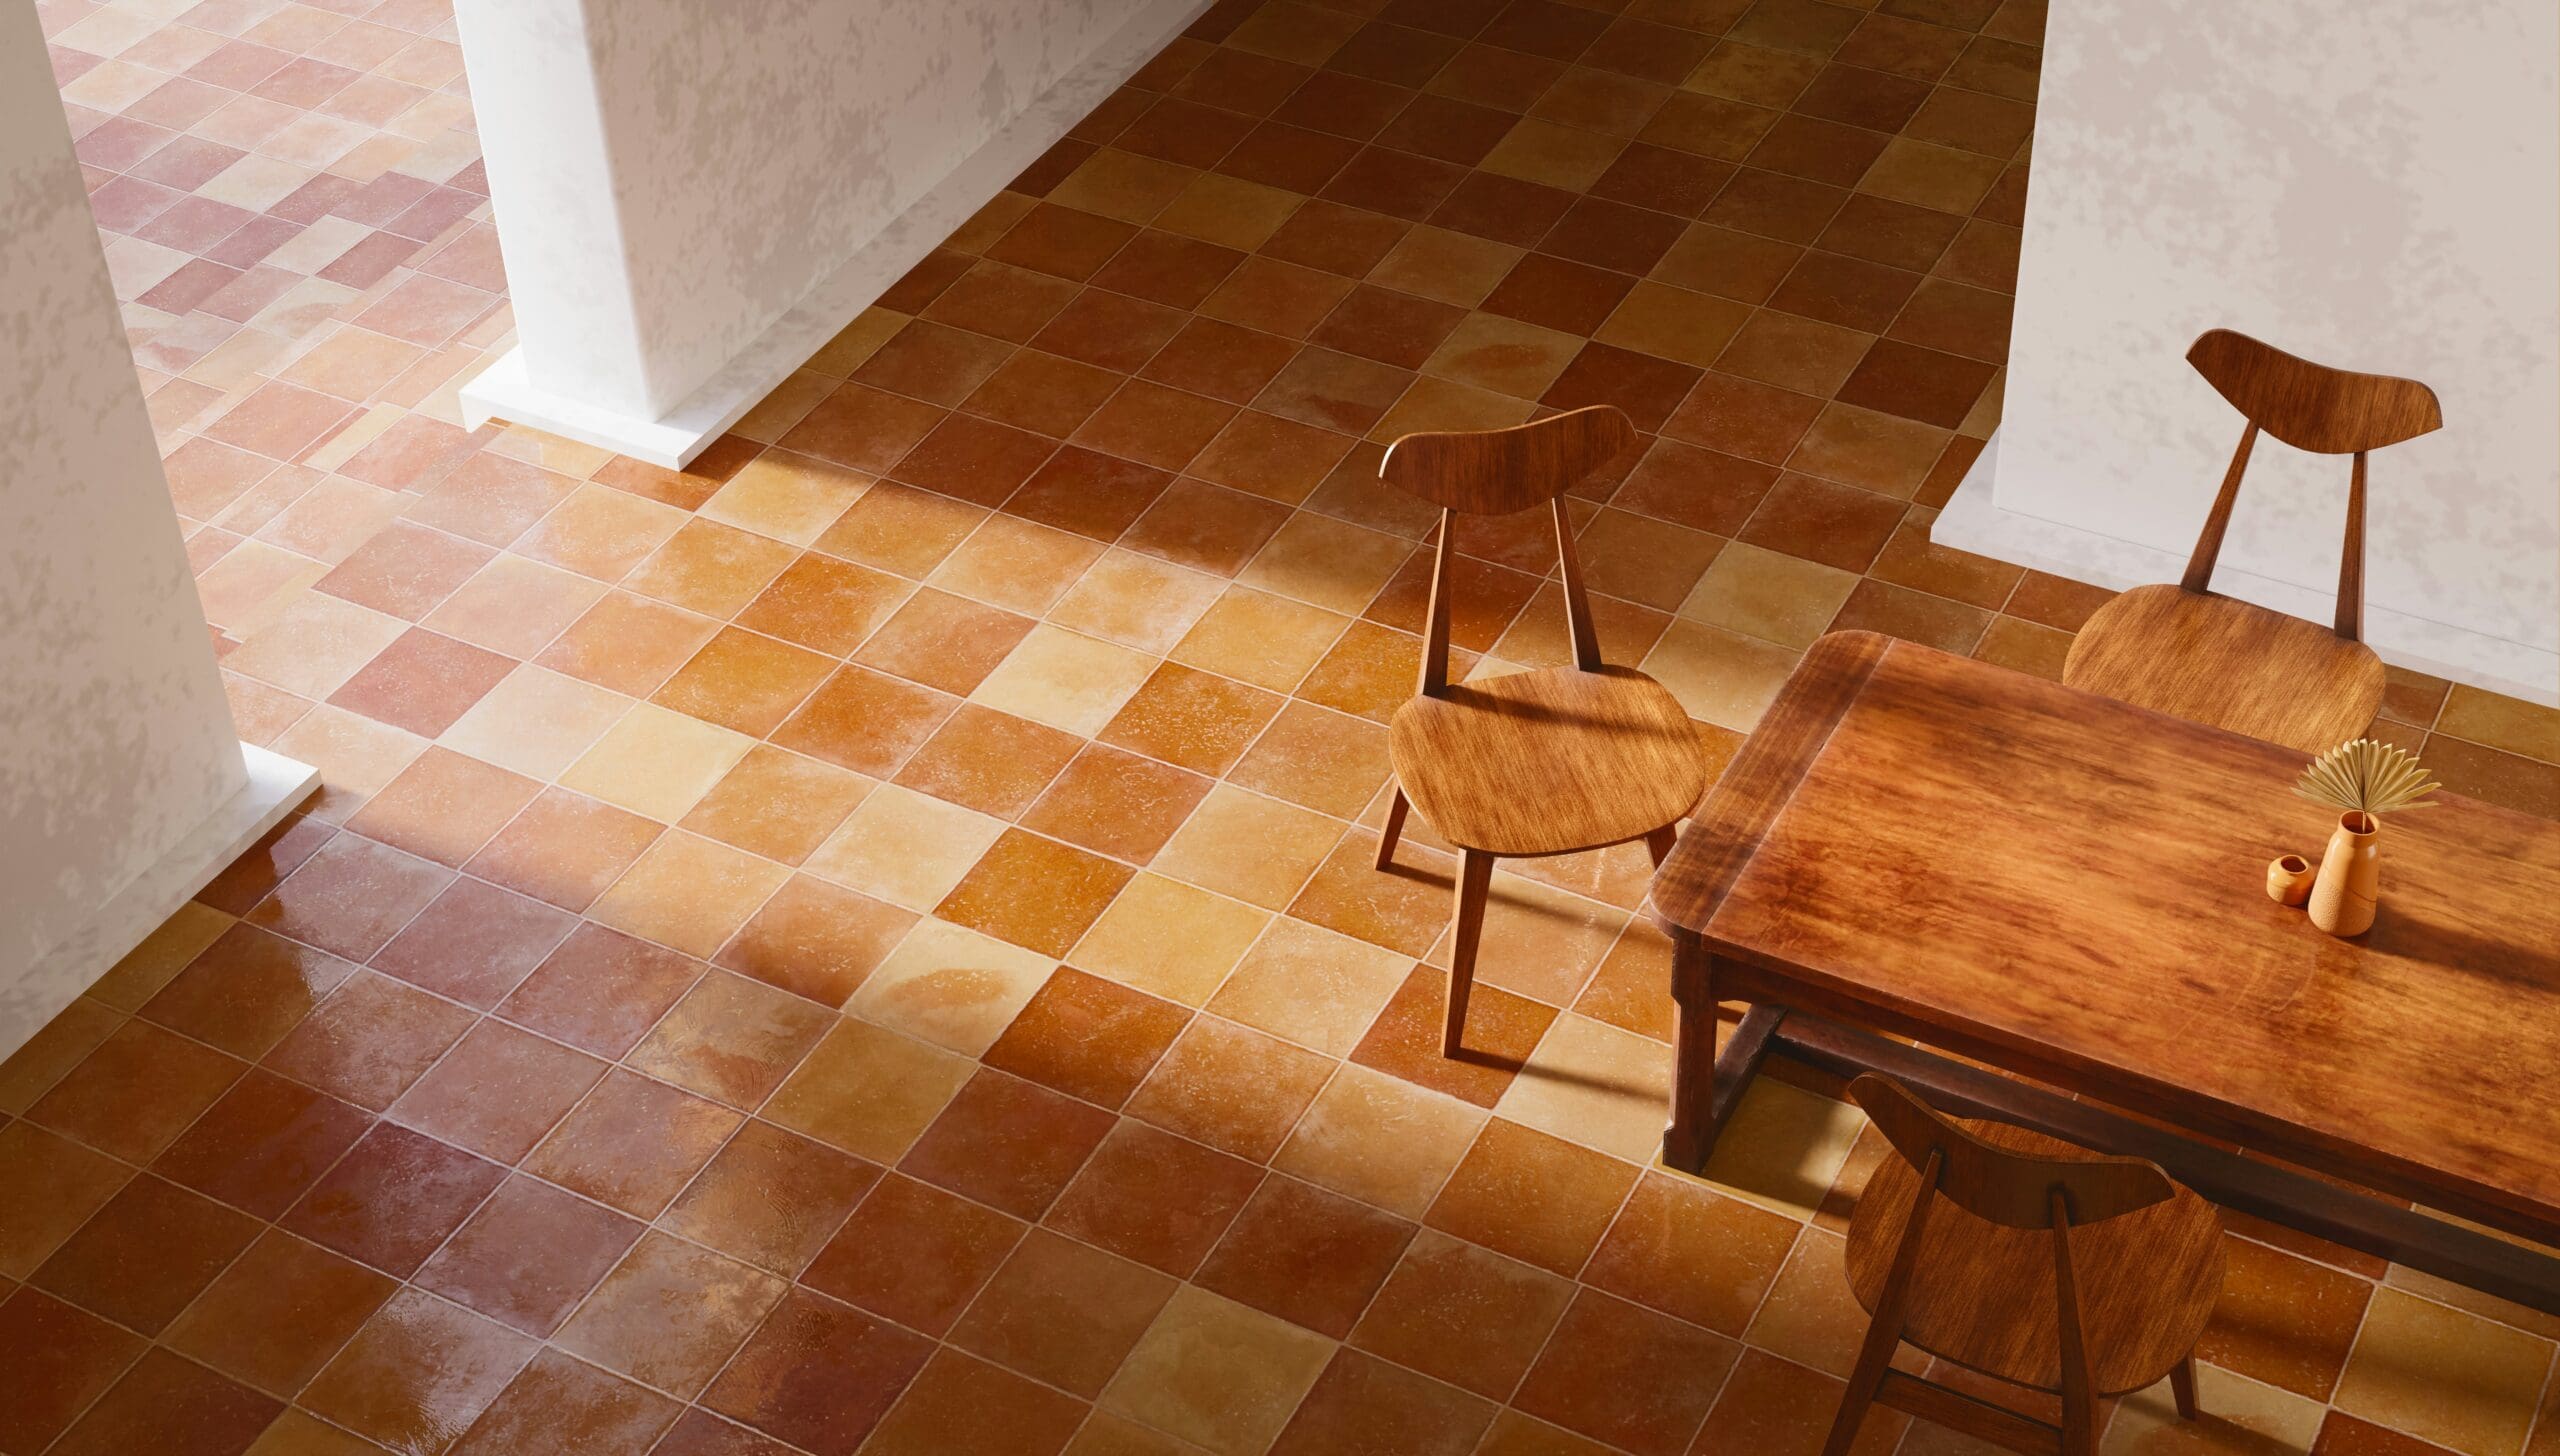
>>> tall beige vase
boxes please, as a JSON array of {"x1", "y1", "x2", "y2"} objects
[{"x1": 2307, "y1": 811, "x2": 2379, "y2": 936}]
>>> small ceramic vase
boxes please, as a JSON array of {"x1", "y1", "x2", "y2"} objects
[
  {"x1": 2306, "y1": 811, "x2": 2379, "y2": 936},
  {"x1": 2264, "y1": 854, "x2": 2315, "y2": 907}
]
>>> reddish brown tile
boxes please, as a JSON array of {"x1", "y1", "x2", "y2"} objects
[
  {"x1": 802, "y1": 1173, "x2": 1025, "y2": 1335},
  {"x1": 416, "y1": 1172, "x2": 643, "y2": 1335},
  {"x1": 31, "y1": 1174, "x2": 260, "y2": 1334},
  {"x1": 703, "y1": 1288, "x2": 936, "y2": 1456},
  {"x1": 900, "y1": 1068, "x2": 1116, "y2": 1219}
]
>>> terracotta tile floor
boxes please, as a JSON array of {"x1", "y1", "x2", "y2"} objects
[{"x1": 16, "y1": 0, "x2": 2560, "y2": 1452}]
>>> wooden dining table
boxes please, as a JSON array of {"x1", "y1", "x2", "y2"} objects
[{"x1": 1649, "y1": 630, "x2": 2560, "y2": 1312}]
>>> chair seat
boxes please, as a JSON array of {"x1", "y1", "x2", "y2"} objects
[
  {"x1": 1846, "y1": 1116, "x2": 2224, "y2": 1396},
  {"x1": 2064, "y1": 584, "x2": 2386, "y2": 754},
  {"x1": 1388, "y1": 664, "x2": 1708, "y2": 858}
]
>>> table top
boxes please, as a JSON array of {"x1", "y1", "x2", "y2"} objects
[{"x1": 1651, "y1": 631, "x2": 2560, "y2": 1238}]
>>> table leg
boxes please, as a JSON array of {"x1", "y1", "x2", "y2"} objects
[{"x1": 1663, "y1": 934, "x2": 1719, "y2": 1172}]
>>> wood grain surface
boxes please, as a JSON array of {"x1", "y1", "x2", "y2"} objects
[{"x1": 1652, "y1": 632, "x2": 2560, "y2": 1238}]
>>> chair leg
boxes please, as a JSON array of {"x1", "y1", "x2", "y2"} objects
[
  {"x1": 1376, "y1": 784, "x2": 1410, "y2": 870},
  {"x1": 1644, "y1": 823, "x2": 1678, "y2": 867},
  {"x1": 1819, "y1": 1314, "x2": 1900, "y2": 1456},
  {"x1": 2170, "y1": 1355, "x2": 2200, "y2": 1421},
  {"x1": 1443, "y1": 849, "x2": 1494, "y2": 1057}
]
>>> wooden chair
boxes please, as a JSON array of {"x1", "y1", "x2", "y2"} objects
[
  {"x1": 1373, "y1": 405, "x2": 1709, "y2": 1056},
  {"x1": 2063, "y1": 329, "x2": 2441, "y2": 753},
  {"x1": 1825, "y1": 1074, "x2": 2225, "y2": 1456}
]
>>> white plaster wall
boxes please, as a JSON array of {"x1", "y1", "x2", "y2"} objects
[
  {"x1": 1993, "y1": 0, "x2": 2558, "y2": 692},
  {"x1": 1, "y1": 5, "x2": 247, "y2": 1003},
  {"x1": 459, "y1": 0, "x2": 1155, "y2": 420}
]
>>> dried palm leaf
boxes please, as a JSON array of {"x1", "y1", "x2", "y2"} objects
[{"x1": 2293, "y1": 738, "x2": 2439, "y2": 817}]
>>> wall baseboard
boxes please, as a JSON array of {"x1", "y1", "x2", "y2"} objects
[
  {"x1": 0, "y1": 742, "x2": 316, "y2": 1063},
  {"x1": 458, "y1": 0, "x2": 1213, "y2": 469},
  {"x1": 1935, "y1": 433, "x2": 2559, "y2": 707}
]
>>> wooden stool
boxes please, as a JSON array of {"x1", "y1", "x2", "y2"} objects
[
  {"x1": 2063, "y1": 329, "x2": 2440, "y2": 754},
  {"x1": 1372, "y1": 406, "x2": 1709, "y2": 1056},
  {"x1": 1825, "y1": 1074, "x2": 2225, "y2": 1456}
]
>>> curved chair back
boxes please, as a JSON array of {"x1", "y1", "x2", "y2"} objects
[
  {"x1": 2178, "y1": 330, "x2": 2442, "y2": 641},
  {"x1": 1850, "y1": 1074, "x2": 2175, "y2": 1229},
  {"x1": 1377, "y1": 406, "x2": 1637, "y2": 694}
]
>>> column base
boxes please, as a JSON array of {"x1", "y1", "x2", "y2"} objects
[
  {"x1": 1, "y1": 742, "x2": 318, "y2": 1060},
  {"x1": 458, "y1": 0, "x2": 1213, "y2": 470},
  {"x1": 1934, "y1": 433, "x2": 2559, "y2": 707}
]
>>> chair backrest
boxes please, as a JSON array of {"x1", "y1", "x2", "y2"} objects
[
  {"x1": 1377, "y1": 406, "x2": 1636, "y2": 696},
  {"x1": 2177, "y1": 330, "x2": 2443, "y2": 642},
  {"x1": 1849, "y1": 1074, "x2": 2175, "y2": 1229}
]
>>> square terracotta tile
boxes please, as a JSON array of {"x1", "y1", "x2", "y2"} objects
[
  {"x1": 524, "y1": 1069, "x2": 740, "y2": 1218},
  {"x1": 927, "y1": 514, "x2": 1107, "y2": 616},
  {"x1": 899, "y1": 1067, "x2": 1116, "y2": 1219},
  {"x1": 1425, "y1": 1116, "x2": 1639, "y2": 1275},
  {"x1": 1046, "y1": 1117, "x2": 1265, "y2": 1275},
  {"x1": 849, "y1": 916, "x2": 1059, "y2": 1049},
  {"x1": 895, "y1": 703, "x2": 1086, "y2": 817},
  {"x1": 532, "y1": 590, "x2": 722, "y2": 698},
  {"x1": 804, "y1": 782, "x2": 1006, "y2": 912},
  {"x1": 1512, "y1": 1289, "x2": 1739, "y2": 1456},
  {"x1": 800, "y1": 1174, "x2": 1025, "y2": 1337},
  {"x1": 43, "y1": 1347, "x2": 282, "y2": 1456},
  {"x1": 28, "y1": 1018, "x2": 246, "y2": 1164},
  {"x1": 1099, "y1": 661, "x2": 1287, "y2": 775},
  {"x1": 712, "y1": 872, "x2": 916, "y2": 1008},
  {"x1": 1100, "y1": 1284, "x2": 1337, "y2": 1456},
  {"x1": 950, "y1": 1227, "x2": 1178, "y2": 1398},
  {"x1": 779, "y1": 382, "x2": 950, "y2": 474},
  {"x1": 623, "y1": 969, "x2": 832, "y2": 1109},
  {"x1": 812, "y1": 479, "x2": 986, "y2": 579},
  {"x1": 763, "y1": 1017, "x2": 974, "y2": 1165},
  {"x1": 437, "y1": 663, "x2": 634, "y2": 782},
  {"x1": 161, "y1": 1229, "x2": 394, "y2": 1397},
  {"x1": 701, "y1": 1288, "x2": 936, "y2": 1456},
  {"x1": 30, "y1": 1174, "x2": 260, "y2": 1334},
  {"x1": 137, "y1": 921, "x2": 350, "y2": 1060},
  {"x1": 769, "y1": 659, "x2": 959, "y2": 775},
  {"x1": 464, "y1": 787, "x2": 664, "y2": 913},
  {"x1": 550, "y1": 1232, "x2": 785, "y2": 1399},
  {"x1": 299, "y1": 1288, "x2": 538, "y2": 1456},
  {"x1": 1020, "y1": 744, "x2": 1214, "y2": 861},
  {"x1": 982, "y1": 965, "x2": 1192, "y2": 1108},
  {"x1": 415, "y1": 1171, "x2": 642, "y2": 1336},
  {"x1": 936, "y1": 826, "x2": 1138, "y2": 957},
  {"x1": 658, "y1": 1119, "x2": 881, "y2": 1277},
  {"x1": 1197, "y1": 1173, "x2": 1418, "y2": 1338},
  {"x1": 678, "y1": 744, "x2": 874, "y2": 865},
  {"x1": 1049, "y1": 549, "x2": 1227, "y2": 656},
  {"x1": 0, "y1": 1123, "x2": 128, "y2": 1283},
  {"x1": 147, "y1": 1067, "x2": 371, "y2": 1220},
  {"x1": 1073, "y1": 871, "x2": 1272, "y2": 1005},
  {"x1": 0, "y1": 1287, "x2": 146, "y2": 1455},
  {"x1": 342, "y1": 745, "x2": 538, "y2": 867},
  {"x1": 387, "y1": 1017, "x2": 607, "y2": 1164},
  {"x1": 1124, "y1": 1013, "x2": 1332, "y2": 1160},
  {"x1": 624, "y1": 519, "x2": 798, "y2": 618},
  {"x1": 325, "y1": 625, "x2": 513, "y2": 737}
]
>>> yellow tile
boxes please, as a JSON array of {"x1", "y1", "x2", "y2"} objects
[
  {"x1": 1206, "y1": 917, "x2": 1410, "y2": 1058},
  {"x1": 847, "y1": 917, "x2": 1054, "y2": 1056},
  {"x1": 560, "y1": 701, "x2": 755, "y2": 822},
  {"x1": 1480, "y1": 118, "x2": 1626, "y2": 191},
  {"x1": 1859, "y1": 137, "x2": 2006, "y2": 214},
  {"x1": 1170, "y1": 586, "x2": 1349, "y2": 693},
  {"x1": 1237, "y1": 512, "x2": 1414, "y2": 616},
  {"x1": 587, "y1": 829, "x2": 790, "y2": 958},
  {"x1": 803, "y1": 783, "x2": 1006, "y2": 912},
  {"x1": 2101, "y1": 1364, "x2": 2325, "y2": 1456},
  {"x1": 1154, "y1": 785, "x2": 1343, "y2": 911},
  {"x1": 764, "y1": 1017, "x2": 974, "y2": 1163},
  {"x1": 1427, "y1": 871, "x2": 1628, "y2": 1007},
  {"x1": 1369, "y1": 227, "x2": 1524, "y2": 309},
  {"x1": 270, "y1": 703, "x2": 429, "y2": 801},
  {"x1": 440, "y1": 664, "x2": 634, "y2": 781},
  {"x1": 1678, "y1": 542, "x2": 1860, "y2": 650},
  {"x1": 222, "y1": 590, "x2": 408, "y2": 698},
  {"x1": 1421, "y1": 312, "x2": 1585, "y2": 401},
  {"x1": 1641, "y1": 619, "x2": 1803, "y2": 731},
  {"x1": 1072, "y1": 874, "x2": 1270, "y2": 1006},
  {"x1": 1050, "y1": 549, "x2": 1226, "y2": 655},
  {"x1": 2437, "y1": 687, "x2": 2560, "y2": 764},
  {"x1": 1274, "y1": 1063, "x2": 1488, "y2": 1219},
  {"x1": 1743, "y1": 1229, "x2": 1865, "y2": 1378},
  {"x1": 804, "y1": 307, "x2": 907, "y2": 378},
  {"x1": 1369, "y1": 375, "x2": 1536, "y2": 443},
  {"x1": 1597, "y1": 282, "x2": 1754, "y2": 369},
  {"x1": 88, "y1": 902, "x2": 234, "y2": 1013},
  {"x1": 1050, "y1": 149, "x2": 1198, "y2": 225},
  {"x1": 927, "y1": 515, "x2": 1105, "y2": 615},
  {"x1": 1154, "y1": 172, "x2": 1304, "y2": 251},
  {"x1": 2333, "y1": 1288, "x2": 2553, "y2": 1456},
  {"x1": 970, "y1": 623, "x2": 1158, "y2": 736},
  {"x1": 1493, "y1": 1013, "x2": 1673, "y2": 1165},
  {"x1": 699, "y1": 450, "x2": 871, "y2": 546},
  {"x1": 1100, "y1": 1286, "x2": 1337, "y2": 1456},
  {"x1": 1699, "y1": 1077, "x2": 1863, "y2": 1221}
]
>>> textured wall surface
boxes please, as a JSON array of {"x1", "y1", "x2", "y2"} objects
[
  {"x1": 459, "y1": 0, "x2": 1153, "y2": 419},
  {"x1": 0, "y1": 4, "x2": 246, "y2": 1019},
  {"x1": 1997, "y1": 0, "x2": 2558, "y2": 686}
]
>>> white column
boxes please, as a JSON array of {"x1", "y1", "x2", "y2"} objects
[
  {"x1": 454, "y1": 0, "x2": 1208, "y2": 468},
  {"x1": 1934, "y1": 0, "x2": 2559, "y2": 706},
  {"x1": 1, "y1": 1, "x2": 316, "y2": 1060}
]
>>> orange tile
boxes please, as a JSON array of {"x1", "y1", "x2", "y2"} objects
[
  {"x1": 936, "y1": 828, "x2": 1135, "y2": 957},
  {"x1": 1124, "y1": 1014, "x2": 1331, "y2": 1161},
  {"x1": 1425, "y1": 1117, "x2": 1639, "y2": 1275}
]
